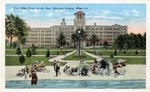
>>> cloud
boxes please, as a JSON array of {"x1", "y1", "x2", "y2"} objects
[
  {"x1": 30, "y1": 9, "x2": 40, "y2": 14},
  {"x1": 8, "y1": 8, "x2": 14, "y2": 14},
  {"x1": 119, "y1": 9, "x2": 140, "y2": 17},
  {"x1": 132, "y1": 9, "x2": 139, "y2": 17},
  {"x1": 47, "y1": 12, "x2": 55, "y2": 17},
  {"x1": 120, "y1": 10, "x2": 130, "y2": 16},
  {"x1": 65, "y1": 16, "x2": 74, "y2": 20},
  {"x1": 86, "y1": 15, "x2": 124, "y2": 20},
  {"x1": 98, "y1": 9, "x2": 112, "y2": 14}
]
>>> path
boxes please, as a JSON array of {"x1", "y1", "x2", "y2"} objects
[
  {"x1": 48, "y1": 50, "x2": 76, "y2": 62},
  {"x1": 48, "y1": 50, "x2": 102, "y2": 67}
]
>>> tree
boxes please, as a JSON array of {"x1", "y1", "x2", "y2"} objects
[
  {"x1": 5, "y1": 14, "x2": 18, "y2": 48},
  {"x1": 12, "y1": 41, "x2": 17, "y2": 50},
  {"x1": 19, "y1": 36, "x2": 27, "y2": 50},
  {"x1": 90, "y1": 34, "x2": 99, "y2": 52},
  {"x1": 127, "y1": 33, "x2": 135, "y2": 49},
  {"x1": 75, "y1": 28, "x2": 87, "y2": 42},
  {"x1": 46, "y1": 49, "x2": 50, "y2": 57},
  {"x1": 31, "y1": 44, "x2": 37, "y2": 56},
  {"x1": 56, "y1": 32, "x2": 66, "y2": 51},
  {"x1": 5, "y1": 39, "x2": 9, "y2": 48},
  {"x1": 16, "y1": 47, "x2": 21, "y2": 56},
  {"x1": 71, "y1": 33, "x2": 78, "y2": 49},
  {"x1": 143, "y1": 32, "x2": 146, "y2": 50},
  {"x1": 5, "y1": 14, "x2": 30, "y2": 48},
  {"x1": 114, "y1": 34, "x2": 127, "y2": 51},
  {"x1": 103, "y1": 40, "x2": 109, "y2": 51},
  {"x1": 19, "y1": 54, "x2": 25, "y2": 64},
  {"x1": 103, "y1": 40, "x2": 109, "y2": 48},
  {"x1": 26, "y1": 48, "x2": 32, "y2": 58},
  {"x1": 137, "y1": 33, "x2": 144, "y2": 49}
]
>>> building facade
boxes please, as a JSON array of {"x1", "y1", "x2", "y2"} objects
[{"x1": 26, "y1": 11, "x2": 127, "y2": 48}]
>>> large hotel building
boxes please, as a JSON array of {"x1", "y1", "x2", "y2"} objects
[{"x1": 26, "y1": 11, "x2": 127, "y2": 48}]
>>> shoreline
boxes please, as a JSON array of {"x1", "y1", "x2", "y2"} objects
[{"x1": 5, "y1": 65, "x2": 146, "y2": 81}]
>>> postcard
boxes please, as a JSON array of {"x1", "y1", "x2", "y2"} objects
[{"x1": 1, "y1": 1, "x2": 150, "y2": 92}]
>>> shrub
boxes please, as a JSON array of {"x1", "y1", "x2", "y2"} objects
[
  {"x1": 26, "y1": 48, "x2": 32, "y2": 58},
  {"x1": 100, "y1": 53, "x2": 102, "y2": 56},
  {"x1": 16, "y1": 47, "x2": 22, "y2": 55},
  {"x1": 135, "y1": 50, "x2": 138, "y2": 55},
  {"x1": 114, "y1": 49, "x2": 117, "y2": 55},
  {"x1": 19, "y1": 54, "x2": 25, "y2": 64},
  {"x1": 57, "y1": 51, "x2": 59, "y2": 55},
  {"x1": 123, "y1": 50, "x2": 126, "y2": 54},
  {"x1": 46, "y1": 49, "x2": 50, "y2": 57},
  {"x1": 110, "y1": 55, "x2": 113, "y2": 58},
  {"x1": 31, "y1": 44, "x2": 37, "y2": 56}
]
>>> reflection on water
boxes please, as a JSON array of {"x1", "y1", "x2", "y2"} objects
[{"x1": 6, "y1": 79, "x2": 145, "y2": 89}]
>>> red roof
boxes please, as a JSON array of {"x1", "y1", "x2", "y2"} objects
[{"x1": 74, "y1": 11, "x2": 85, "y2": 15}]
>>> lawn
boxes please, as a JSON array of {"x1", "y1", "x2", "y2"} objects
[
  {"x1": 84, "y1": 48, "x2": 146, "y2": 51},
  {"x1": 6, "y1": 50, "x2": 72, "y2": 55},
  {"x1": 87, "y1": 57, "x2": 146, "y2": 65},
  {"x1": 5, "y1": 56, "x2": 67, "y2": 66},
  {"x1": 63, "y1": 52, "x2": 95, "y2": 60},
  {"x1": 6, "y1": 48, "x2": 74, "y2": 51},
  {"x1": 86, "y1": 50, "x2": 146, "y2": 56}
]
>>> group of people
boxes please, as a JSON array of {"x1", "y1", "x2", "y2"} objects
[
  {"x1": 91, "y1": 58, "x2": 113, "y2": 76},
  {"x1": 15, "y1": 57, "x2": 126, "y2": 85},
  {"x1": 91, "y1": 58, "x2": 126, "y2": 76},
  {"x1": 16, "y1": 61, "x2": 47, "y2": 85}
]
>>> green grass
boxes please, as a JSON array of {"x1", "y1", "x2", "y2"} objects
[
  {"x1": 63, "y1": 52, "x2": 95, "y2": 60},
  {"x1": 84, "y1": 48, "x2": 146, "y2": 51},
  {"x1": 5, "y1": 56, "x2": 67, "y2": 66},
  {"x1": 87, "y1": 57, "x2": 146, "y2": 65},
  {"x1": 6, "y1": 48, "x2": 74, "y2": 51},
  {"x1": 86, "y1": 50, "x2": 146, "y2": 56},
  {"x1": 5, "y1": 50, "x2": 72, "y2": 55}
]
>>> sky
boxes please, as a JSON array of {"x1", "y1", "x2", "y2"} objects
[{"x1": 6, "y1": 4, "x2": 146, "y2": 34}]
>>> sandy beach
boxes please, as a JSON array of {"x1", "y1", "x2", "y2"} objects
[{"x1": 5, "y1": 65, "x2": 146, "y2": 81}]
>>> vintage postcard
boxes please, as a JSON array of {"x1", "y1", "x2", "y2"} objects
[{"x1": 1, "y1": 1, "x2": 149, "y2": 92}]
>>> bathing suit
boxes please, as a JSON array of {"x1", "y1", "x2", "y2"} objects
[{"x1": 31, "y1": 72, "x2": 38, "y2": 85}]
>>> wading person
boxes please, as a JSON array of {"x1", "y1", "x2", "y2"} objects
[{"x1": 31, "y1": 70, "x2": 38, "y2": 85}]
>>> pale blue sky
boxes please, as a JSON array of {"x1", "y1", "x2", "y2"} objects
[{"x1": 6, "y1": 4, "x2": 146, "y2": 34}]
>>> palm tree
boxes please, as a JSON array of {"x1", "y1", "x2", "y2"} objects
[
  {"x1": 71, "y1": 28, "x2": 87, "y2": 49},
  {"x1": 90, "y1": 34, "x2": 99, "y2": 52},
  {"x1": 75, "y1": 28, "x2": 87, "y2": 42}
]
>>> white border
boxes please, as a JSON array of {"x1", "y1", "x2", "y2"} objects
[{"x1": 1, "y1": 0, "x2": 150, "y2": 92}]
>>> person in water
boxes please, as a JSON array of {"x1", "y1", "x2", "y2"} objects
[{"x1": 31, "y1": 70, "x2": 38, "y2": 85}]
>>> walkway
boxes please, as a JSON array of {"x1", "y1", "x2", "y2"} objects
[
  {"x1": 48, "y1": 50, "x2": 76, "y2": 62},
  {"x1": 48, "y1": 50, "x2": 102, "y2": 67}
]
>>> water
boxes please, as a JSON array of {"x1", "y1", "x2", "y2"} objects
[{"x1": 6, "y1": 79, "x2": 145, "y2": 89}]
